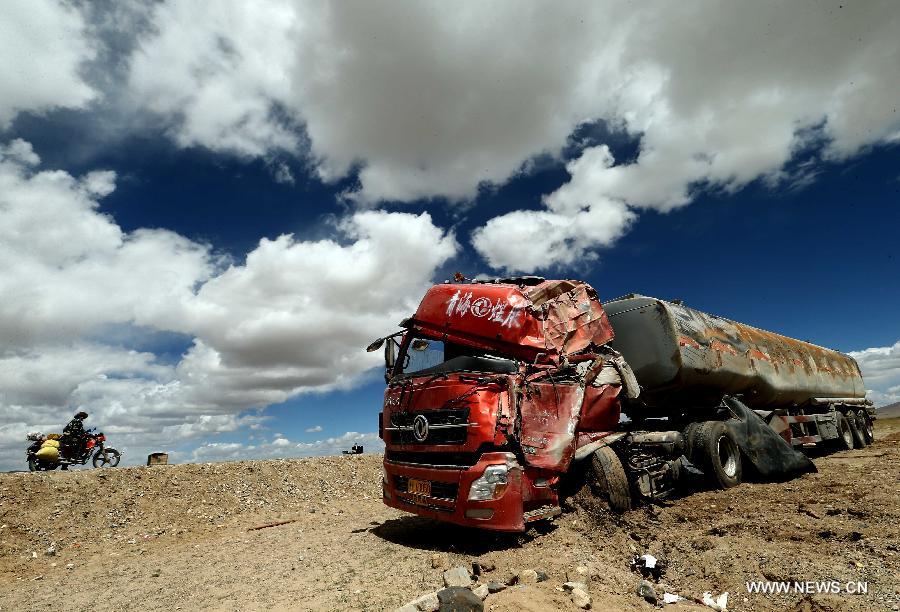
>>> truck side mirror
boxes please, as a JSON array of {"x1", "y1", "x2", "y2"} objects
[
  {"x1": 384, "y1": 338, "x2": 396, "y2": 383},
  {"x1": 366, "y1": 338, "x2": 386, "y2": 352}
]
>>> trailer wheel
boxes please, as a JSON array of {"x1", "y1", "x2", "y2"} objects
[
  {"x1": 846, "y1": 412, "x2": 866, "y2": 449},
  {"x1": 835, "y1": 414, "x2": 854, "y2": 451},
  {"x1": 857, "y1": 410, "x2": 874, "y2": 444},
  {"x1": 694, "y1": 421, "x2": 742, "y2": 489},
  {"x1": 590, "y1": 446, "x2": 632, "y2": 513}
]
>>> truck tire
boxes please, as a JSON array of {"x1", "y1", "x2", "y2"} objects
[
  {"x1": 846, "y1": 412, "x2": 866, "y2": 448},
  {"x1": 694, "y1": 421, "x2": 742, "y2": 489},
  {"x1": 857, "y1": 410, "x2": 874, "y2": 444},
  {"x1": 835, "y1": 414, "x2": 854, "y2": 451},
  {"x1": 590, "y1": 446, "x2": 632, "y2": 512},
  {"x1": 683, "y1": 422, "x2": 702, "y2": 458}
]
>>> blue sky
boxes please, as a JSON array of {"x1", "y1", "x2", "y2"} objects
[{"x1": 1, "y1": 1, "x2": 899, "y2": 469}]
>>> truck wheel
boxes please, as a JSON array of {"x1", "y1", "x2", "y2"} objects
[
  {"x1": 682, "y1": 422, "x2": 702, "y2": 458},
  {"x1": 846, "y1": 412, "x2": 866, "y2": 449},
  {"x1": 694, "y1": 421, "x2": 742, "y2": 489},
  {"x1": 590, "y1": 446, "x2": 632, "y2": 512},
  {"x1": 852, "y1": 412, "x2": 868, "y2": 447},
  {"x1": 835, "y1": 414, "x2": 854, "y2": 451},
  {"x1": 857, "y1": 410, "x2": 874, "y2": 445}
]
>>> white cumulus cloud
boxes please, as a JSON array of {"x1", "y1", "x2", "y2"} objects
[
  {"x1": 0, "y1": 0, "x2": 97, "y2": 126},
  {"x1": 0, "y1": 139, "x2": 215, "y2": 349},
  {"x1": 850, "y1": 340, "x2": 900, "y2": 406}
]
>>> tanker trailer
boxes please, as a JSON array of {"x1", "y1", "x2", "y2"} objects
[{"x1": 603, "y1": 295, "x2": 875, "y2": 453}]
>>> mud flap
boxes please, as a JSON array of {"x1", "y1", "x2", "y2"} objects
[{"x1": 723, "y1": 397, "x2": 816, "y2": 478}]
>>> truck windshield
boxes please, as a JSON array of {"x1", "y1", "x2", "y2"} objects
[{"x1": 397, "y1": 336, "x2": 517, "y2": 378}]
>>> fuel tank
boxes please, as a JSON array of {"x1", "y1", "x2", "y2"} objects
[{"x1": 602, "y1": 295, "x2": 865, "y2": 411}]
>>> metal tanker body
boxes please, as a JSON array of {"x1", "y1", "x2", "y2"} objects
[{"x1": 603, "y1": 295, "x2": 866, "y2": 413}]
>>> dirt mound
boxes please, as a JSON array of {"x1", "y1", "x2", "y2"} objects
[
  {"x1": 0, "y1": 454, "x2": 382, "y2": 564},
  {"x1": 1, "y1": 428, "x2": 898, "y2": 611}
]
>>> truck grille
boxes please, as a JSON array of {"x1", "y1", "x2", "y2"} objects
[
  {"x1": 385, "y1": 450, "x2": 479, "y2": 468},
  {"x1": 388, "y1": 408, "x2": 470, "y2": 445},
  {"x1": 393, "y1": 475, "x2": 459, "y2": 501}
]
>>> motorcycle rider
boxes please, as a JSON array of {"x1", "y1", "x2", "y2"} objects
[{"x1": 61, "y1": 411, "x2": 89, "y2": 459}]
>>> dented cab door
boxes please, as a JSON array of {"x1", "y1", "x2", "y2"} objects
[{"x1": 517, "y1": 380, "x2": 583, "y2": 471}]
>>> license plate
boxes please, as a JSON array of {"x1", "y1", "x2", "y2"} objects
[{"x1": 407, "y1": 478, "x2": 431, "y2": 497}]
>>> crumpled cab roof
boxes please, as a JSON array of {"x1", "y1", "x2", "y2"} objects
[{"x1": 410, "y1": 279, "x2": 614, "y2": 360}]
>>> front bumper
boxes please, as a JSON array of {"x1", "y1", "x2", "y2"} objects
[{"x1": 382, "y1": 451, "x2": 525, "y2": 532}]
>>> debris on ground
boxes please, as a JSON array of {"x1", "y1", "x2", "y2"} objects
[
  {"x1": 631, "y1": 552, "x2": 665, "y2": 580},
  {"x1": 702, "y1": 591, "x2": 729, "y2": 611},
  {"x1": 246, "y1": 519, "x2": 298, "y2": 531},
  {"x1": 662, "y1": 592, "x2": 683, "y2": 604}
]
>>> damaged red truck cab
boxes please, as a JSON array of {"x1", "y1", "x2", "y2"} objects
[
  {"x1": 374, "y1": 277, "x2": 873, "y2": 532},
  {"x1": 377, "y1": 279, "x2": 628, "y2": 531}
]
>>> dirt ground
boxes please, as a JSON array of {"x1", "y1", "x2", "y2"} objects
[{"x1": 1, "y1": 420, "x2": 898, "y2": 612}]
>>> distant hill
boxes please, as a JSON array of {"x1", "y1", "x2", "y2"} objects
[{"x1": 877, "y1": 401, "x2": 900, "y2": 419}]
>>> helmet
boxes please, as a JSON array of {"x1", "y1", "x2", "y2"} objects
[{"x1": 74, "y1": 411, "x2": 88, "y2": 420}]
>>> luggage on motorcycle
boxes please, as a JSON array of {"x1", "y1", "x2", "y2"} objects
[
  {"x1": 46, "y1": 433, "x2": 61, "y2": 440},
  {"x1": 35, "y1": 446, "x2": 59, "y2": 461},
  {"x1": 41, "y1": 439, "x2": 60, "y2": 449}
]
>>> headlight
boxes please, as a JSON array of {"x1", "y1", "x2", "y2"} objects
[{"x1": 468, "y1": 464, "x2": 509, "y2": 501}]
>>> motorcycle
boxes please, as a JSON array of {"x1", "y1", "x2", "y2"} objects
[{"x1": 27, "y1": 428, "x2": 121, "y2": 471}]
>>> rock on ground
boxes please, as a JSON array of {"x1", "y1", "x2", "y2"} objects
[
  {"x1": 436, "y1": 586, "x2": 483, "y2": 612},
  {"x1": 471, "y1": 583, "x2": 488, "y2": 600},
  {"x1": 443, "y1": 566, "x2": 472, "y2": 588},
  {"x1": 570, "y1": 587, "x2": 592, "y2": 609}
]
